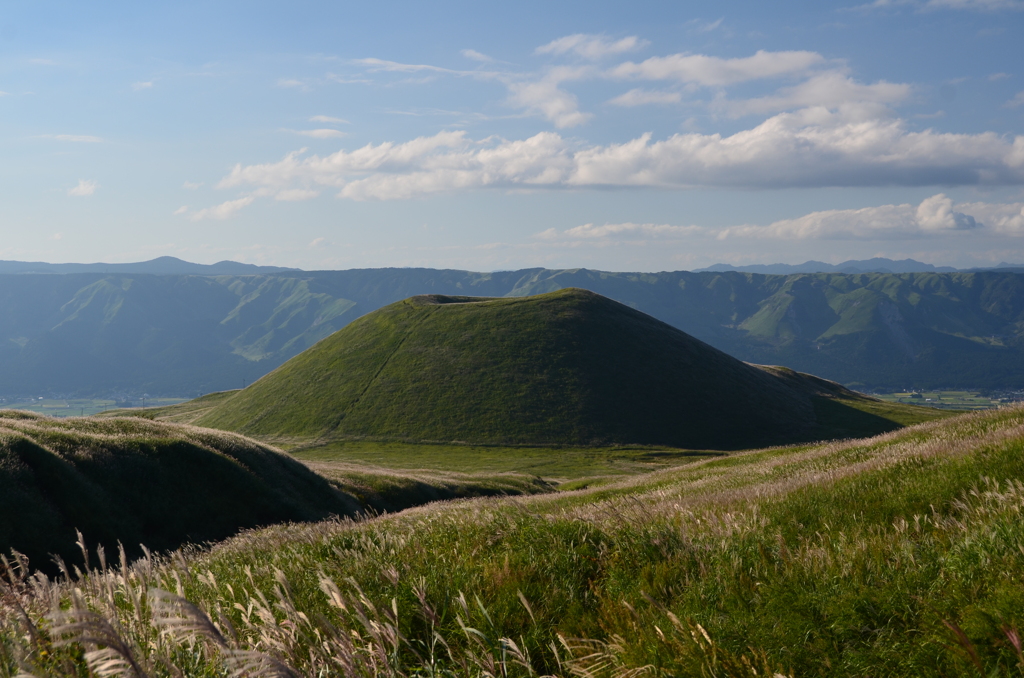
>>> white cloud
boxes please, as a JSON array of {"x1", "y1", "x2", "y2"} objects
[
  {"x1": 189, "y1": 196, "x2": 254, "y2": 221},
  {"x1": 989, "y1": 72, "x2": 1011, "y2": 81},
  {"x1": 182, "y1": 181, "x2": 203, "y2": 190},
  {"x1": 610, "y1": 49, "x2": 824, "y2": 86},
  {"x1": 309, "y1": 237, "x2": 327, "y2": 248},
  {"x1": 48, "y1": 233, "x2": 63, "y2": 241},
  {"x1": 718, "y1": 72, "x2": 911, "y2": 117},
  {"x1": 718, "y1": 194, "x2": 981, "y2": 239},
  {"x1": 274, "y1": 188, "x2": 320, "y2": 201},
  {"x1": 925, "y1": 0, "x2": 1024, "y2": 9},
  {"x1": 607, "y1": 88, "x2": 681, "y2": 106},
  {"x1": 43, "y1": 134, "x2": 102, "y2": 143},
  {"x1": 132, "y1": 81, "x2": 153, "y2": 91},
  {"x1": 915, "y1": 193, "x2": 979, "y2": 230},
  {"x1": 277, "y1": 79, "x2": 308, "y2": 89},
  {"x1": 539, "y1": 222, "x2": 705, "y2": 239},
  {"x1": 67, "y1": 179, "x2": 97, "y2": 197},
  {"x1": 1007, "y1": 91, "x2": 1024, "y2": 108},
  {"x1": 355, "y1": 58, "x2": 462, "y2": 74},
  {"x1": 692, "y1": 18, "x2": 724, "y2": 32},
  {"x1": 506, "y1": 66, "x2": 593, "y2": 128},
  {"x1": 536, "y1": 34, "x2": 648, "y2": 60},
  {"x1": 214, "y1": 111, "x2": 1024, "y2": 202},
  {"x1": 325, "y1": 74, "x2": 373, "y2": 85},
  {"x1": 461, "y1": 49, "x2": 493, "y2": 63},
  {"x1": 857, "y1": 0, "x2": 1024, "y2": 9},
  {"x1": 539, "y1": 195, "x2": 1021, "y2": 243},
  {"x1": 295, "y1": 128, "x2": 347, "y2": 139},
  {"x1": 956, "y1": 199, "x2": 1024, "y2": 233},
  {"x1": 173, "y1": 205, "x2": 188, "y2": 215},
  {"x1": 310, "y1": 115, "x2": 350, "y2": 124}
]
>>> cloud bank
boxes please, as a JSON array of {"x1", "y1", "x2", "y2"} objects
[
  {"x1": 210, "y1": 109, "x2": 1024, "y2": 206},
  {"x1": 536, "y1": 195, "x2": 1024, "y2": 243}
]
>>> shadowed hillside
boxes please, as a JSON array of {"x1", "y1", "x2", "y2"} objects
[
  {"x1": 195, "y1": 289, "x2": 944, "y2": 450},
  {"x1": 0, "y1": 411, "x2": 360, "y2": 568}
]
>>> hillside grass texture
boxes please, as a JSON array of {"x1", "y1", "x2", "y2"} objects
[
  {"x1": 289, "y1": 439, "x2": 721, "y2": 479},
  {"x1": 0, "y1": 412, "x2": 549, "y2": 570},
  {"x1": 4, "y1": 406, "x2": 1024, "y2": 676},
  {"x1": 192, "y1": 289, "x2": 948, "y2": 450}
]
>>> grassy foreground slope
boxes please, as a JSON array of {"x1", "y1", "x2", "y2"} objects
[
  {"x1": 196, "y1": 289, "x2": 943, "y2": 450},
  {"x1": 5, "y1": 406, "x2": 1024, "y2": 676},
  {"x1": 0, "y1": 411, "x2": 359, "y2": 568},
  {"x1": 0, "y1": 412, "x2": 551, "y2": 570}
]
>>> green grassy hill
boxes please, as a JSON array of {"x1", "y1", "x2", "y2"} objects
[
  {"x1": 7, "y1": 406, "x2": 1024, "y2": 677},
  {"x1": 195, "y1": 289, "x2": 944, "y2": 450},
  {"x1": 0, "y1": 411, "x2": 362, "y2": 568}
]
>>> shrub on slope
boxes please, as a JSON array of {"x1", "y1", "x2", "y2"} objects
[{"x1": 0, "y1": 411, "x2": 359, "y2": 568}]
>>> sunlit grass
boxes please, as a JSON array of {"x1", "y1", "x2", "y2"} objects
[{"x1": 5, "y1": 406, "x2": 1024, "y2": 676}]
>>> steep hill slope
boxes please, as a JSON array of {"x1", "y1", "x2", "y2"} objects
[
  {"x1": 0, "y1": 411, "x2": 358, "y2": 568},
  {"x1": 196, "y1": 289, "x2": 940, "y2": 450}
]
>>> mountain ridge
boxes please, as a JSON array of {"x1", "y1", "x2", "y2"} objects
[
  {"x1": 3, "y1": 268, "x2": 1024, "y2": 395},
  {"x1": 0, "y1": 256, "x2": 1016, "y2": 276},
  {"x1": 698, "y1": 257, "x2": 965, "y2": 274},
  {"x1": 0, "y1": 256, "x2": 300, "y2": 276}
]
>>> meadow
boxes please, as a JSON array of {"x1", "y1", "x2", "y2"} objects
[
  {"x1": 875, "y1": 390, "x2": 1011, "y2": 410},
  {"x1": 4, "y1": 405, "x2": 1024, "y2": 677},
  {"x1": 0, "y1": 398, "x2": 187, "y2": 418}
]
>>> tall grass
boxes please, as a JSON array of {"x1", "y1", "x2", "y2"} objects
[{"x1": 5, "y1": 406, "x2": 1024, "y2": 676}]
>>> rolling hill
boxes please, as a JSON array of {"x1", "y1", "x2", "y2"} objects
[
  {"x1": 0, "y1": 411, "x2": 360, "y2": 568},
  {"x1": 4, "y1": 267, "x2": 1024, "y2": 395},
  {"x1": 194, "y1": 289, "x2": 942, "y2": 450}
]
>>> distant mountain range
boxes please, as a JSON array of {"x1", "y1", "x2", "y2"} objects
[
  {"x1": 2, "y1": 262, "x2": 1024, "y2": 395},
  {"x1": 697, "y1": 257, "x2": 1024, "y2": 274},
  {"x1": 3, "y1": 255, "x2": 1018, "y2": 277},
  {"x1": 0, "y1": 256, "x2": 299, "y2": 275}
]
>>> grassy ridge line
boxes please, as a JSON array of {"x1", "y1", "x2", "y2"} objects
[
  {"x1": 95, "y1": 390, "x2": 239, "y2": 424},
  {"x1": 0, "y1": 411, "x2": 357, "y2": 569},
  {"x1": 6, "y1": 406, "x2": 1024, "y2": 676},
  {"x1": 194, "y1": 289, "x2": 950, "y2": 449},
  {"x1": 0, "y1": 411, "x2": 552, "y2": 571}
]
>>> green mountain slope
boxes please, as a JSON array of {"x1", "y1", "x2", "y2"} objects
[
  {"x1": 0, "y1": 411, "x2": 358, "y2": 568},
  {"x1": 195, "y1": 289, "x2": 942, "y2": 449},
  {"x1": 3, "y1": 268, "x2": 1024, "y2": 395}
]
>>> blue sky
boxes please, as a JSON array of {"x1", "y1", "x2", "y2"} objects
[{"x1": 1, "y1": 0, "x2": 1023, "y2": 271}]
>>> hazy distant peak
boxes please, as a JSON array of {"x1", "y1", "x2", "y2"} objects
[
  {"x1": 0, "y1": 257, "x2": 302, "y2": 276},
  {"x1": 696, "y1": 258, "x2": 962, "y2": 275}
]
